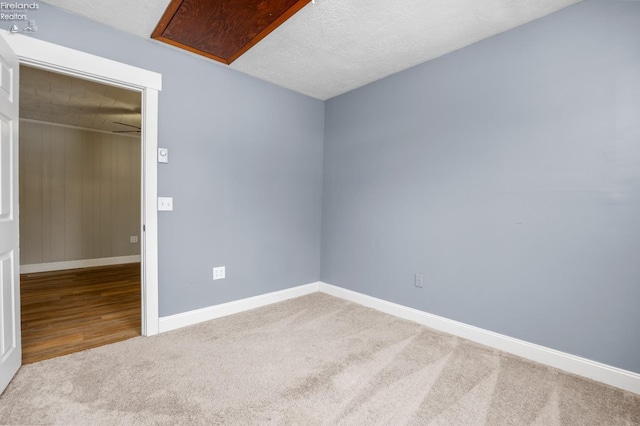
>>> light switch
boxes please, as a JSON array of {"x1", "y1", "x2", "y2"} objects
[
  {"x1": 158, "y1": 148, "x2": 169, "y2": 163},
  {"x1": 158, "y1": 197, "x2": 173, "y2": 211}
]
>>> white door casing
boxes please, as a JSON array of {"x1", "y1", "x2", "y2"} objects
[
  {"x1": 0, "y1": 31, "x2": 162, "y2": 338},
  {"x1": 0, "y1": 30, "x2": 161, "y2": 393},
  {"x1": 0, "y1": 32, "x2": 21, "y2": 394}
]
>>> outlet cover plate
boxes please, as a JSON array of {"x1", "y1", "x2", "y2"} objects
[
  {"x1": 213, "y1": 266, "x2": 225, "y2": 280},
  {"x1": 415, "y1": 273, "x2": 424, "y2": 288}
]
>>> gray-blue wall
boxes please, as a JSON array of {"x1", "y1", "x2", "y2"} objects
[
  {"x1": 26, "y1": 1, "x2": 640, "y2": 374},
  {"x1": 29, "y1": 3, "x2": 325, "y2": 316},
  {"x1": 322, "y1": 0, "x2": 640, "y2": 373}
]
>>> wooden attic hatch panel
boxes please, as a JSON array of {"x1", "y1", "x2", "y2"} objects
[{"x1": 152, "y1": 0, "x2": 311, "y2": 65}]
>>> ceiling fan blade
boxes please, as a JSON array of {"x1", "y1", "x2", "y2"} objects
[{"x1": 113, "y1": 121, "x2": 141, "y2": 130}]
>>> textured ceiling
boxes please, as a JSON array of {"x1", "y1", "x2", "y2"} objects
[
  {"x1": 20, "y1": 65, "x2": 141, "y2": 133},
  {"x1": 40, "y1": 0, "x2": 582, "y2": 100}
]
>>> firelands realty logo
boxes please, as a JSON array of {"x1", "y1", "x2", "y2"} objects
[{"x1": 1, "y1": 2, "x2": 39, "y2": 21}]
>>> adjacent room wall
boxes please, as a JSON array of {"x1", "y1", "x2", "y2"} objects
[
  {"x1": 30, "y1": 4, "x2": 324, "y2": 316},
  {"x1": 322, "y1": 0, "x2": 640, "y2": 374},
  {"x1": 19, "y1": 121, "x2": 141, "y2": 267}
]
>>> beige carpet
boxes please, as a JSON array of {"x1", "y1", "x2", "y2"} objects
[{"x1": 1, "y1": 293, "x2": 638, "y2": 425}]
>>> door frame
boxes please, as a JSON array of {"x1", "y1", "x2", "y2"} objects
[{"x1": 2, "y1": 30, "x2": 162, "y2": 336}]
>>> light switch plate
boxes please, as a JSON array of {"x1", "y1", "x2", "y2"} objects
[
  {"x1": 158, "y1": 147, "x2": 169, "y2": 163},
  {"x1": 158, "y1": 197, "x2": 173, "y2": 211}
]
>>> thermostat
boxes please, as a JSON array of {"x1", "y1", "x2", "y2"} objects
[{"x1": 158, "y1": 148, "x2": 169, "y2": 163}]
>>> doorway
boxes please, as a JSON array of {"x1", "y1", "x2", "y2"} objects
[
  {"x1": 18, "y1": 66, "x2": 143, "y2": 363},
  {"x1": 0, "y1": 32, "x2": 161, "y2": 392},
  {"x1": 6, "y1": 34, "x2": 162, "y2": 338}
]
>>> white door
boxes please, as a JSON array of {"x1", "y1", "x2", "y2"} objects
[{"x1": 0, "y1": 33, "x2": 21, "y2": 394}]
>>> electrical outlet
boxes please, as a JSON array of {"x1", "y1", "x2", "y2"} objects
[
  {"x1": 213, "y1": 266, "x2": 225, "y2": 280},
  {"x1": 415, "y1": 273, "x2": 424, "y2": 288},
  {"x1": 130, "y1": 236, "x2": 138, "y2": 243}
]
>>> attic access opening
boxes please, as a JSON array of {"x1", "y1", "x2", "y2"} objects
[{"x1": 151, "y1": 0, "x2": 310, "y2": 65}]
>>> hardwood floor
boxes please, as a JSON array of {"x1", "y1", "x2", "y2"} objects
[{"x1": 20, "y1": 263, "x2": 141, "y2": 364}]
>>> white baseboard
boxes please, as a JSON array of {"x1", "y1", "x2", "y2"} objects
[
  {"x1": 20, "y1": 255, "x2": 141, "y2": 274},
  {"x1": 319, "y1": 282, "x2": 640, "y2": 395},
  {"x1": 158, "y1": 282, "x2": 321, "y2": 333},
  {"x1": 153, "y1": 278, "x2": 639, "y2": 394}
]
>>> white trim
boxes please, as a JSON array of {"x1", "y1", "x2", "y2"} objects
[
  {"x1": 318, "y1": 282, "x2": 640, "y2": 395},
  {"x1": 159, "y1": 282, "x2": 321, "y2": 333},
  {"x1": 20, "y1": 256, "x2": 141, "y2": 274},
  {"x1": 1, "y1": 31, "x2": 161, "y2": 90},
  {"x1": 141, "y1": 88, "x2": 159, "y2": 335},
  {"x1": 4, "y1": 31, "x2": 161, "y2": 336},
  {"x1": 155, "y1": 279, "x2": 640, "y2": 394}
]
